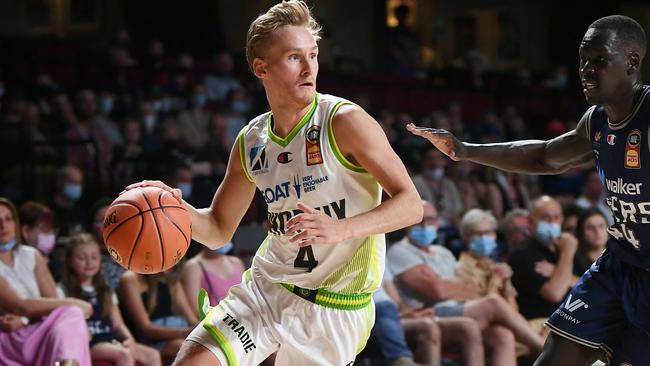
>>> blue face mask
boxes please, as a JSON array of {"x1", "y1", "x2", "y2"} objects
[
  {"x1": 63, "y1": 183, "x2": 82, "y2": 201},
  {"x1": 536, "y1": 221, "x2": 561, "y2": 243},
  {"x1": 231, "y1": 100, "x2": 249, "y2": 114},
  {"x1": 193, "y1": 95, "x2": 207, "y2": 109},
  {"x1": 410, "y1": 225, "x2": 438, "y2": 246},
  {"x1": 178, "y1": 182, "x2": 192, "y2": 199},
  {"x1": 214, "y1": 242, "x2": 233, "y2": 254},
  {"x1": 470, "y1": 235, "x2": 497, "y2": 257},
  {"x1": 0, "y1": 239, "x2": 17, "y2": 252},
  {"x1": 99, "y1": 97, "x2": 114, "y2": 114}
]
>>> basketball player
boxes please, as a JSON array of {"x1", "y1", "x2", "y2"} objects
[
  {"x1": 408, "y1": 15, "x2": 650, "y2": 366},
  {"x1": 126, "y1": 1, "x2": 422, "y2": 365}
]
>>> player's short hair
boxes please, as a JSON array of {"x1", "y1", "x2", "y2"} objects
[
  {"x1": 589, "y1": 15, "x2": 646, "y2": 59},
  {"x1": 459, "y1": 208, "x2": 497, "y2": 240},
  {"x1": 246, "y1": 0, "x2": 322, "y2": 70}
]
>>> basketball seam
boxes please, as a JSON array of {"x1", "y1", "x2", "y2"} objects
[
  {"x1": 104, "y1": 201, "x2": 183, "y2": 240},
  {"x1": 144, "y1": 189, "x2": 166, "y2": 272},
  {"x1": 157, "y1": 193, "x2": 191, "y2": 252}
]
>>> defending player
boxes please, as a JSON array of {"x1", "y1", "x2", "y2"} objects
[{"x1": 408, "y1": 15, "x2": 650, "y2": 366}]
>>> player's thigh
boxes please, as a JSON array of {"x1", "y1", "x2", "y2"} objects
[
  {"x1": 173, "y1": 340, "x2": 222, "y2": 366},
  {"x1": 533, "y1": 332, "x2": 603, "y2": 366},
  {"x1": 275, "y1": 299, "x2": 375, "y2": 365},
  {"x1": 186, "y1": 276, "x2": 279, "y2": 366}
]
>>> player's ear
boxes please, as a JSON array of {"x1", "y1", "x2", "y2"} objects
[
  {"x1": 253, "y1": 58, "x2": 267, "y2": 78},
  {"x1": 628, "y1": 51, "x2": 640, "y2": 74}
]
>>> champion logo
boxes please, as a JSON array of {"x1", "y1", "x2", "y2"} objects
[
  {"x1": 564, "y1": 294, "x2": 589, "y2": 312},
  {"x1": 607, "y1": 134, "x2": 616, "y2": 145}
]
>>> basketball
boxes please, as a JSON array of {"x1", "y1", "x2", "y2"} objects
[{"x1": 102, "y1": 186, "x2": 192, "y2": 274}]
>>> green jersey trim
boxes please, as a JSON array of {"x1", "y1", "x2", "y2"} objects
[
  {"x1": 327, "y1": 102, "x2": 367, "y2": 173},
  {"x1": 280, "y1": 283, "x2": 372, "y2": 310},
  {"x1": 238, "y1": 125, "x2": 253, "y2": 182},
  {"x1": 203, "y1": 307, "x2": 238, "y2": 366},
  {"x1": 267, "y1": 94, "x2": 318, "y2": 147}
]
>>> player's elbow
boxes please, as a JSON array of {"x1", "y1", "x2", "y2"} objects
[{"x1": 403, "y1": 194, "x2": 424, "y2": 226}]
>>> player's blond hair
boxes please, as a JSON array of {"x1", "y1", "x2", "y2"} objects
[{"x1": 246, "y1": 0, "x2": 322, "y2": 69}]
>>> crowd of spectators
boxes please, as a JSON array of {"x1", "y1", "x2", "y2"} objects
[{"x1": 0, "y1": 28, "x2": 609, "y2": 366}]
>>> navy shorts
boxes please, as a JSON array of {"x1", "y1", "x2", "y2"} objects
[{"x1": 546, "y1": 248, "x2": 650, "y2": 363}]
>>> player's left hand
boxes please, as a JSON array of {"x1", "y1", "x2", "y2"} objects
[{"x1": 286, "y1": 202, "x2": 349, "y2": 246}]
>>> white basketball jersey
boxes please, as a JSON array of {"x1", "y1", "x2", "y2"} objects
[{"x1": 239, "y1": 93, "x2": 384, "y2": 294}]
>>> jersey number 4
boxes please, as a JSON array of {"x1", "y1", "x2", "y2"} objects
[{"x1": 294, "y1": 245, "x2": 318, "y2": 272}]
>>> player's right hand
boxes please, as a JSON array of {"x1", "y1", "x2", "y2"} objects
[
  {"x1": 406, "y1": 123, "x2": 465, "y2": 161},
  {"x1": 122, "y1": 180, "x2": 183, "y2": 203}
]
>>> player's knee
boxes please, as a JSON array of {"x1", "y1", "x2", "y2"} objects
[{"x1": 173, "y1": 340, "x2": 222, "y2": 366}]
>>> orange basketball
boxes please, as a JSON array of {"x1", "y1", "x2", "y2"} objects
[{"x1": 102, "y1": 186, "x2": 192, "y2": 274}]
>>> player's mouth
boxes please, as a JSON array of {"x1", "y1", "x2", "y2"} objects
[
  {"x1": 298, "y1": 81, "x2": 314, "y2": 88},
  {"x1": 582, "y1": 80, "x2": 598, "y2": 91}
]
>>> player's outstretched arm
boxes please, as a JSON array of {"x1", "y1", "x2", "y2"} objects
[
  {"x1": 288, "y1": 105, "x2": 423, "y2": 245},
  {"x1": 407, "y1": 109, "x2": 594, "y2": 174}
]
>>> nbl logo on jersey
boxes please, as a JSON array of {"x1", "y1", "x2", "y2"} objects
[
  {"x1": 305, "y1": 125, "x2": 323, "y2": 166},
  {"x1": 625, "y1": 129, "x2": 642, "y2": 169}
]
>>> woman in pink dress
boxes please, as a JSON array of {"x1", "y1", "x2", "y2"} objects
[{"x1": 0, "y1": 197, "x2": 92, "y2": 366}]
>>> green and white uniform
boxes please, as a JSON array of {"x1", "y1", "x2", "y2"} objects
[{"x1": 188, "y1": 93, "x2": 383, "y2": 365}]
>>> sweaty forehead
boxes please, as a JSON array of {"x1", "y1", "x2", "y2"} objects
[{"x1": 581, "y1": 27, "x2": 617, "y2": 51}]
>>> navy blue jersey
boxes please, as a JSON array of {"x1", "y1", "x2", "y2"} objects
[{"x1": 589, "y1": 86, "x2": 650, "y2": 268}]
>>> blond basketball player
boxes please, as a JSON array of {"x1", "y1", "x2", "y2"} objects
[{"x1": 126, "y1": 1, "x2": 422, "y2": 364}]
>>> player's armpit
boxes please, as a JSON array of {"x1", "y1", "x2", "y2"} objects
[{"x1": 330, "y1": 105, "x2": 423, "y2": 237}]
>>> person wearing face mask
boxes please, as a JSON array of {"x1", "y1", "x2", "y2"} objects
[
  {"x1": 388, "y1": 201, "x2": 545, "y2": 365},
  {"x1": 178, "y1": 84, "x2": 211, "y2": 151},
  {"x1": 412, "y1": 149, "x2": 464, "y2": 227},
  {"x1": 48, "y1": 164, "x2": 89, "y2": 236},
  {"x1": 508, "y1": 196, "x2": 581, "y2": 321},
  {"x1": 180, "y1": 242, "x2": 245, "y2": 321},
  {"x1": 457, "y1": 209, "x2": 519, "y2": 311},
  {"x1": 18, "y1": 201, "x2": 66, "y2": 282},
  {"x1": 0, "y1": 197, "x2": 93, "y2": 366}
]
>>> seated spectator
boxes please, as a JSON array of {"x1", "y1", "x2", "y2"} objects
[
  {"x1": 118, "y1": 267, "x2": 196, "y2": 364},
  {"x1": 562, "y1": 202, "x2": 585, "y2": 237},
  {"x1": 18, "y1": 200, "x2": 64, "y2": 281},
  {"x1": 59, "y1": 233, "x2": 161, "y2": 366},
  {"x1": 111, "y1": 117, "x2": 149, "y2": 194},
  {"x1": 412, "y1": 149, "x2": 464, "y2": 228},
  {"x1": 574, "y1": 208, "x2": 609, "y2": 274},
  {"x1": 457, "y1": 209, "x2": 518, "y2": 309},
  {"x1": 500, "y1": 208, "x2": 530, "y2": 259},
  {"x1": 576, "y1": 169, "x2": 613, "y2": 225},
  {"x1": 48, "y1": 164, "x2": 89, "y2": 235},
  {"x1": 388, "y1": 201, "x2": 544, "y2": 365},
  {"x1": 181, "y1": 242, "x2": 244, "y2": 319},
  {"x1": 379, "y1": 269, "x2": 486, "y2": 366},
  {"x1": 0, "y1": 197, "x2": 92, "y2": 365},
  {"x1": 372, "y1": 270, "x2": 438, "y2": 366},
  {"x1": 508, "y1": 196, "x2": 581, "y2": 321},
  {"x1": 88, "y1": 197, "x2": 126, "y2": 290}
]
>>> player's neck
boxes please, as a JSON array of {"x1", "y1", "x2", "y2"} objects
[
  {"x1": 604, "y1": 82, "x2": 644, "y2": 123},
  {"x1": 268, "y1": 98, "x2": 313, "y2": 138}
]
